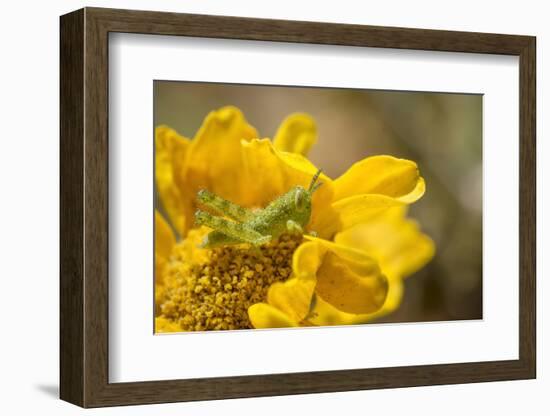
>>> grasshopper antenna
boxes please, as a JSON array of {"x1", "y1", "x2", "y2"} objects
[{"x1": 308, "y1": 169, "x2": 323, "y2": 193}]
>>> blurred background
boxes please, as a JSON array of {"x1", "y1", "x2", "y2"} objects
[{"x1": 154, "y1": 81, "x2": 483, "y2": 323}]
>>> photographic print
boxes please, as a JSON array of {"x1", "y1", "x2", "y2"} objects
[
  {"x1": 60, "y1": 9, "x2": 535, "y2": 406},
  {"x1": 154, "y1": 81, "x2": 482, "y2": 333}
]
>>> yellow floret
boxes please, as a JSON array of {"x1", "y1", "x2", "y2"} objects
[{"x1": 156, "y1": 229, "x2": 303, "y2": 331}]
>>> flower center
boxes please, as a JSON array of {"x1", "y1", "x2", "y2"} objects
[{"x1": 158, "y1": 230, "x2": 303, "y2": 331}]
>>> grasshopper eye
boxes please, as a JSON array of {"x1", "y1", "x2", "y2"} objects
[{"x1": 294, "y1": 188, "x2": 308, "y2": 212}]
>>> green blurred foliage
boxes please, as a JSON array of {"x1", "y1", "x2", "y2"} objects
[{"x1": 155, "y1": 81, "x2": 483, "y2": 323}]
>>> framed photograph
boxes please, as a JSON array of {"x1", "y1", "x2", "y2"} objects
[{"x1": 60, "y1": 7, "x2": 536, "y2": 408}]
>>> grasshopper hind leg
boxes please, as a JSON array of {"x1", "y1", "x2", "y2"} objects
[
  {"x1": 197, "y1": 189, "x2": 255, "y2": 222},
  {"x1": 200, "y1": 232, "x2": 270, "y2": 257},
  {"x1": 195, "y1": 210, "x2": 272, "y2": 248},
  {"x1": 200, "y1": 230, "x2": 238, "y2": 248}
]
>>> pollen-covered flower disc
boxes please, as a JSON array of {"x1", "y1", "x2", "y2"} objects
[{"x1": 155, "y1": 106, "x2": 434, "y2": 331}]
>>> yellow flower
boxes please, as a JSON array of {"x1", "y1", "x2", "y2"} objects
[{"x1": 155, "y1": 106, "x2": 434, "y2": 331}]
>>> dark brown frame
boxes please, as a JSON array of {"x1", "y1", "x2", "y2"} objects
[{"x1": 60, "y1": 7, "x2": 536, "y2": 408}]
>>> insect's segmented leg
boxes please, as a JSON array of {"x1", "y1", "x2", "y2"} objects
[
  {"x1": 195, "y1": 210, "x2": 271, "y2": 246},
  {"x1": 197, "y1": 189, "x2": 254, "y2": 222},
  {"x1": 286, "y1": 220, "x2": 304, "y2": 235},
  {"x1": 200, "y1": 230, "x2": 239, "y2": 248}
]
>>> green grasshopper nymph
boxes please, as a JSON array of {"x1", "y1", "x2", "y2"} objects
[{"x1": 195, "y1": 170, "x2": 323, "y2": 248}]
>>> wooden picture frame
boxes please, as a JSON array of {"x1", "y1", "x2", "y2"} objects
[{"x1": 60, "y1": 7, "x2": 536, "y2": 408}]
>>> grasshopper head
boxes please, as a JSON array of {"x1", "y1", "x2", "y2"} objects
[{"x1": 292, "y1": 170, "x2": 323, "y2": 227}]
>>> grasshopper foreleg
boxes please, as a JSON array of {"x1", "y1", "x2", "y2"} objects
[{"x1": 286, "y1": 219, "x2": 304, "y2": 235}]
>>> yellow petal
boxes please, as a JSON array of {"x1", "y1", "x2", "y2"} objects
[
  {"x1": 292, "y1": 241, "x2": 322, "y2": 279},
  {"x1": 315, "y1": 251, "x2": 388, "y2": 314},
  {"x1": 155, "y1": 260, "x2": 166, "y2": 292},
  {"x1": 311, "y1": 206, "x2": 434, "y2": 325},
  {"x1": 155, "y1": 126, "x2": 190, "y2": 236},
  {"x1": 335, "y1": 207, "x2": 435, "y2": 279},
  {"x1": 155, "y1": 316, "x2": 183, "y2": 333},
  {"x1": 307, "y1": 206, "x2": 341, "y2": 240},
  {"x1": 273, "y1": 113, "x2": 317, "y2": 156},
  {"x1": 259, "y1": 241, "x2": 320, "y2": 323},
  {"x1": 267, "y1": 279, "x2": 316, "y2": 323},
  {"x1": 267, "y1": 238, "x2": 388, "y2": 321},
  {"x1": 330, "y1": 194, "x2": 405, "y2": 232},
  {"x1": 248, "y1": 303, "x2": 298, "y2": 329},
  {"x1": 155, "y1": 210, "x2": 176, "y2": 260},
  {"x1": 155, "y1": 283, "x2": 166, "y2": 315},
  {"x1": 183, "y1": 106, "x2": 259, "y2": 206},
  {"x1": 155, "y1": 211, "x2": 175, "y2": 287},
  {"x1": 397, "y1": 177, "x2": 425, "y2": 203},
  {"x1": 301, "y1": 236, "x2": 389, "y2": 315},
  {"x1": 240, "y1": 139, "x2": 334, "y2": 220},
  {"x1": 378, "y1": 276, "x2": 405, "y2": 313},
  {"x1": 333, "y1": 155, "x2": 424, "y2": 202},
  {"x1": 304, "y1": 234, "x2": 377, "y2": 264},
  {"x1": 308, "y1": 277, "x2": 404, "y2": 326}
]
